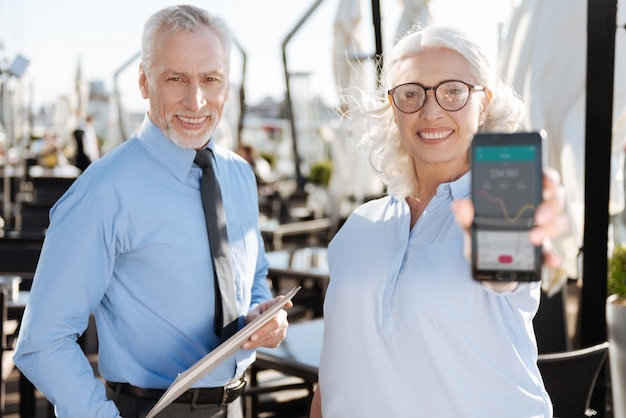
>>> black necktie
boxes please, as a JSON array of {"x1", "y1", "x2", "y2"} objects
[{"x1": 195, "y1": 149, "x2": 239, "y2": 341}]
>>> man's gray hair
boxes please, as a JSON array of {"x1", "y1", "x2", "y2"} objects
[{"x1": 141, "y1": 5, "x2": 233, "y2": 76}]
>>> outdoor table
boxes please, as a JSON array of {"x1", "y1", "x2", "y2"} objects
[
  {"x1": 260, "y1": 218, "x2": 332, "y2": 250},
  {"x1": 266, "y1": 247, "x2": 329, "y2": 317},
  {"x1": 266, "y1": 246, "x2": 329, "y2": 286},
  {"x1": 255, "y1": 318, "x2": 323, "y2": 383},
  {"x1": 248, "y1": 318, "x2": 323, "y2": 416},
  {"x1": 7, "y1": 290, "x2": 29, "y2": 320}
]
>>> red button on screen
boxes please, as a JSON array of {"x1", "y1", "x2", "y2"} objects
[{"x1": 498, "y1": 255, "x2": 513, "y2": 264}]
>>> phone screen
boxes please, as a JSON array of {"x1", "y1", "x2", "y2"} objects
[{"x1": 471, "y1": 132, "x2": 544, "y2": 281}]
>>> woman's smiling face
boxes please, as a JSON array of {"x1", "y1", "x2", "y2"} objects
[{"x1": 389, "y1": 47, "x2": 490, "y2": 174}]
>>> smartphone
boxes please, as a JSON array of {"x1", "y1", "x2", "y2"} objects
[{"x1": 470, "y1": 132, "x2": 545, "y2": 281}]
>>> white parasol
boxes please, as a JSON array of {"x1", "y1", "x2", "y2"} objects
[
  {"x1": 395, "y1": 0, "x2": 431, "y2": 37},
  {"x1": 499, "y1": 0, "x2": 626, "y2": 292},
  {"x1": 329, "y1": 0, "x2": 383, "y2": 219}
]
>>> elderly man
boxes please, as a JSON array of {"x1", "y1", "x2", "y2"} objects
[{"x1": 14, "y1": 5, "x2": 289, "y2": 417}]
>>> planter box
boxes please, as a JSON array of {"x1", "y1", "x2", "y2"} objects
[{"x1": 607, "y1": 294, "x2": 626, "y2": 418}]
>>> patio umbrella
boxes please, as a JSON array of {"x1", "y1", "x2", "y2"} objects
[
  {"x1": 499, "y1": 0, "x2": 626, "y2": 294},
  {"x1": 329, "y1": 0, "x2": 383, "y2": 218},
  {"x1": 332, "y1": 0, "x2": 367, "y2": 107},
  {"x1": 395, "y1": 0, "x2": 431, "y2": 36}
]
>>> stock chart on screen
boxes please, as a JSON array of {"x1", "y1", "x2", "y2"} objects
[{"x1": 473, "y1": 144, "x2": 539, "y2": 271}]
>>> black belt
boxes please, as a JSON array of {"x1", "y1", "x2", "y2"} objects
[{"x1": 106, "y1": 378, "x2": 246, "y2": 406}]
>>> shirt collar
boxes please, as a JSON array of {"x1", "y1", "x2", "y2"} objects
[
  {"x1": 450, "y1": 171, "x2": 471, "y2": 201},
  {"x1": 428, "y1": 171, "x2": 471, "y2": 201},
  {"x1": 135, "y1": 114, "x2": 214, "y2": 182},
  {"x1": 389, "y1": 171, "x2": 471, "y2": 204}
]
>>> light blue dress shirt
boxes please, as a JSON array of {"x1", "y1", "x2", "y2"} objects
[
  {"x1": 319, "y1": 173, "x2": 552, "y2": 418},
  {"x1": 14, "y1": 115, "x2": 272, "y2": 417}
]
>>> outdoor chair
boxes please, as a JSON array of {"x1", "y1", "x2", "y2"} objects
[
  {"x1": 537, "y1": 341, "x2": 609, "y2": 418},
  {"x1": 0, "y1": 289, "x2": 17, "y2": 414}
]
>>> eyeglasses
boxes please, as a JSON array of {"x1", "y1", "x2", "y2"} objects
[{"x1": 387, "y1": 80, "x2": 485, "y2": 113}]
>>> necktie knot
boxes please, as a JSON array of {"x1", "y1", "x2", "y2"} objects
[{"x1": 194, "y1": 149, "x2": 213, "y2": 171}]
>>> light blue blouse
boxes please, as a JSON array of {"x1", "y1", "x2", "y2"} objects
[
  {"x1": 14, "y1": 115, "x2": 272, "y2": 417},
  {"x1": 319, "y1": 173, "x2": 552, "y2": 418}
]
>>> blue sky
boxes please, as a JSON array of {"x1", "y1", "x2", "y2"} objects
[{"x1": 0, "y1": 0, "x2": 511, "y2": 112}]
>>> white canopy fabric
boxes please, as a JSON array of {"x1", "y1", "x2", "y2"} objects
[
  {"x1": 395, "y1": 0, "x2": 431, "y2": 36},
  {"x1": 332, "y1": 0, "x2": 368, "y2": 106},
  {"x1": 499, "y1": 0, "x2": 626, "y2": 293},
  {"x1": 329, "y1": 0, "x2": 383, "y2": 219}
]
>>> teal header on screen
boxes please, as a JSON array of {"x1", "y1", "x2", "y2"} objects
[{"x1": 475, "y1": 145, "x2": 535, "y2": 162}]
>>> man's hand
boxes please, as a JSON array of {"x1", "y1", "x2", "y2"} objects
[{"x1": 242, "y1": 296, "x2": 292, "y2": 350}]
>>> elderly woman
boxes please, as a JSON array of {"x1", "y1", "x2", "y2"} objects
[{"x1": 310, "y1": 25, "x2": 566, "y2": 418}]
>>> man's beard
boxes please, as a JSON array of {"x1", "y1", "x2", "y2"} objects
[{"x1": 157, "y1": 112, "x2": 217, "y2": 149}]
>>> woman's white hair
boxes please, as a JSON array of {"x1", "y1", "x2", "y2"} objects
[{"x1": 349, "y1": 24, "x2": 525, "y2": 199}]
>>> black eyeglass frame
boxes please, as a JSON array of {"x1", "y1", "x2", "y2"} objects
[{"x1": 387, "y1": 80, "x2": 485, "y2": 113}]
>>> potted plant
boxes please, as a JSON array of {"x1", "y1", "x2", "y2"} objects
[
  {"x1": 306, "y1": 160, "x2": 333, "y2": 219},
  {"x1": 607, "y1": 243, "x2": 626, "y2": 418},
  {"x1": 308, "y1": 160, "x2": 333, "y2": 187}
]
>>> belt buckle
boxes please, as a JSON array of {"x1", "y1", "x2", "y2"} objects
[
  {"x1": 219, "y1": 387, "x2": 230, "y2": 406},
  {"x1": 219, "y1": 378, "x2": 245, "y2": 406}
]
